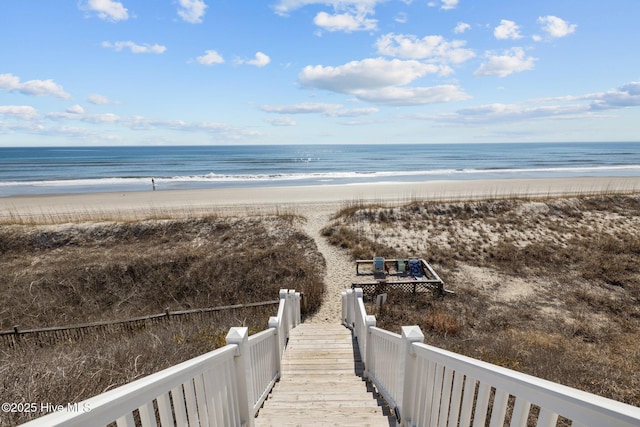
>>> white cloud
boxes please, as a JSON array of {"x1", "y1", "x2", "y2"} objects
[
  {"x1": 376, "y1": 33, "x2": 475, "y2": 64},
  {"x1": 46, "y1": 110, "x2": 119, "y2": 122},
  {"x1": 437, "y1": 103, "x2": 589, "y2": 124},
  {"x1": 314, "y1": 11, "x2": 377, "y2": 32},
  {"x1": 395, "y1": 12, "x2": 408, "y2": 24},
  {"x1": 440, "y1": 0, "x2": 458, "y2": 10},
  {"x1": 196, "y1": 50, "x2": 225, "y2": 65},
  {"x1": 2, "y1": 122, "x2": 123, "y2": 142},
  {"x1": 299, "y1": 58, "x2": 441, "y2": 92},
  {"x1": 584, "y1": 81, "x2": 640, "y2": 110},
  {"x1": 88, "y1": 94, "x2": 117, "y2": 105},
  {"x1": 261, "y1": 103, "x2": 344, "y2": 114},
  {"x1": 80, "y1": 0, "x2": 129, "y2": 22},
  {"x1": 7, "y1": 103, "x2": 259, "y2": 142},
  {"x1": 83, "y1": 113, "x2": 121, "y2": 124},
  {"x1": 237, "y1": 52, "x2": 271, "y2": 67},
  {"x1": 352, "y1": 85, "x2": 469, "y2": 105},
  {"x1": 299, "y1": 58, "x2": 469, "y2": 105},
  {"x1": 426, "y1": 0, "x2": 458, "y2": 9},
  {"x1": 251, "y1": 52, "x2": 271, "y2": 67},
  {"x1": 428, "y1": 81, "x2": 640, "y2": 124},
  {"x1": 333, "y1": 107, "x2": 379, "y2": 117},
  {"x1": 265, "y1": 117, "x2": 297, "y2": 126},
  {"x1": 124, "y1": 116, "x2": 187, "y2": 130},
  {"x1": 187, "y1": 121, "x2": 261, "y2": 139},
  {"x1": 41, "y1": 108, "x2": 260, "y2": 140},
  {"x1": 260, "y1": 102, "x2": 378, "y2": 116},
  {"x1": 494, "y1": 19, "x2": 522, "y2": 40},
  {"x1": 274, "y1": 0, "x2": 382, "y2": 33},
  {"x1": 66, "y1": 105, "x2": 85, "y2": 115},
  {"x1": 537, "y1": 15, "x2": 577, "y2": 38},
  {"x1": 474, "y1": 47, "x2": 536, "y2": 78},
  {"x1": 0, "y1": 105, "x2": 39, "y2": 120},
  {"x1": 273, "y1": 0, "x2": 388, "y2": 16},
  {"x1": 454, "y1": 22, "x2": 471, "y2": 34},
  {"x1": 102, "y1": 41, "x2": 167, "y2": 54},
  {"x1": 177, "y1": 0, "x2": 208, "y2": 24},
  {"x1": 0, "y1": 73, "x2": 71, "y2": 99}
]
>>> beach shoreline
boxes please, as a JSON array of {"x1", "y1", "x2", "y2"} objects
[{"x1": 1, "y1": 176, "x2": 639, "y2": 221}]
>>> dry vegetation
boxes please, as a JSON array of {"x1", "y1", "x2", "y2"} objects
[
  {"x1": 0, "y1": 214, "x2": 324, "y2": 426},
  {"x1": 323, "y1": 194, "x2": 640, "y2": 407}
]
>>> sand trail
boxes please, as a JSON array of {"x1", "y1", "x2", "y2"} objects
[{"x1": 299, "y1": 206, "x2": 353, "y2": 324}]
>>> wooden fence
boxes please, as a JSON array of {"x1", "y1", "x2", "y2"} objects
[{"x1": 0, "y1": 300, "x2": 281, "y2": 349}]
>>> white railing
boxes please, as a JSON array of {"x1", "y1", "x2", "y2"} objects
[
  {"x1": 21, "y1": 289, "x2": 301, "y2": 427},
  {"x1": 343, "y1": 287, "x2": 640, "y2": 427},
  {"x1": 366, "y1": 326, "x2": 403, "y2": 411}
]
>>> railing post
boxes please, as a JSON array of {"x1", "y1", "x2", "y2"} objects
[
  {"x1": 286, "y1": 290, "x2": 293, "y2": 329},
  {"x1": 354, "y1": 288, "x2": 363, "y2": 330},
  {"x1": 289, "y1": 290, "x2": 297, "y2": 329},
  {"x1": 13, "y1": 325, "x2": 20, "y2": 344},
  {"x1": 344, "y1": 289, "x2": 354, "y2": 327},
  {"x1": 397, "y1": 325, "x2": 425, "y2": 426},
  {"x1": 364, "y1": 315, "x2": 376, "y2": 378},
  {"x1": 268, "y1": 316, "x2": 282, "y2": 374},
  {"x1": 226, "y1": 327, "x2": 255, "y2": 427},
  {"x1": 279, "y1": 289, "x2": 289, "y2": 340},
  {"x1": 341, "y1": 291, "x2": 347, "y2": 326},
  {"x1": 293, "y1": 290, "x2": 301, "y2": 325},
  {"x1": 353, "y1": 288, "x2": 368, "y2": 364}
]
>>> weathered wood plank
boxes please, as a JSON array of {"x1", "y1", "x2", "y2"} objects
[
  {"x1": 262, "y1": 400, "x2": 381, "y2": 408},
  {"x1": 255, "y1": 323, "x2": 391, "y2": 427}
]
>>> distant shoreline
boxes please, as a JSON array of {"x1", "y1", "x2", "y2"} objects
[
  {"x1": 1, "y1": 176, "x2": 639, "y2": 222},
  {"x1": 3, "y1": 142, "x2": 640, "y2": 198}
]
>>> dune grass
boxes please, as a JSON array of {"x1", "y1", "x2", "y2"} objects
[{"x1": 323, "y1": 193, "x2": 640, "y2": 407}]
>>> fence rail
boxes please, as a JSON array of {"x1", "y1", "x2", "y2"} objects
[
  {"x1": 20, "y1": 289, "x2": 301, "y2": 427},
  {"x1": 1, "y1": 300, "x2": 282, "y2": 348},
  {"x1": 343, "y1": 287, "x2": 640, "y2": 427}
]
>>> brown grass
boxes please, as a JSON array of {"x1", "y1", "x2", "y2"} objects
[
  {"x1": 0, "y1": 213, "x2": 324, "y2": 426},
  {"x1": 326, "y1": 194, "x2": 640, "y2": 407},
  {"x1": 1, "y1": 215, "x2": 323, "y2": 328}
]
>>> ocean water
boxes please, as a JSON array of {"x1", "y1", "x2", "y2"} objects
[{"x1": 1, "y1": 142, "x2": 639, "y2": 197}]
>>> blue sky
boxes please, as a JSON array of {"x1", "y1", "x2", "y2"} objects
[{"x1": 1, "y1": 0, "x2": 639, "y2": 146}]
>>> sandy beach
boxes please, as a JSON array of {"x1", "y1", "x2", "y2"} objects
[{"x1": 2, "y1": 176, "x2": 639, "y2": 221}]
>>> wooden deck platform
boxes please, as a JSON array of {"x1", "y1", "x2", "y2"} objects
[{"x1": 255, "y1": 323, "x2": 394, "y2": 427}]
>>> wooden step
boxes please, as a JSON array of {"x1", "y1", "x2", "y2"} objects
[
  {"x1": 255, "y1": 323, "x2": 393, "y2": 427},
  {"x1": 256, "y1": 407, "x2": 390, "y2": 426}
]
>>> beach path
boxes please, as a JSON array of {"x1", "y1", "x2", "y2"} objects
[
  {"x1": 255, "y1": 209, "x2": 393, "y2": 426},
  {"x1": 300, "y1": 206, "x2": 353, "y2": 324},
  {"x1": 255, "y1": 323, "x2": 393, "y2": 427}
]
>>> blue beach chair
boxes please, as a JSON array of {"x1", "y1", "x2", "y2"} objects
[
  {"x1": 409, "y1": 259, "x2": 423, "y2": 278},
  {"x1": 373, "y1": 257, "x2": 386, "y2": 280}
]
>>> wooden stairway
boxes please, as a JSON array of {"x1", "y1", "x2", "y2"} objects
[{"x1": 255, "y1": 323, "x2": 394, "y2": 427}]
